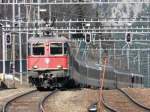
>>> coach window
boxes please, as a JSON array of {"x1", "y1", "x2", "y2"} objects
[
  {"x1": 32, "y1": 43, "x2": 45, "y2": 55},
  {"x1": 50, "y1": 43, "x2": 62, "y2": 55}
]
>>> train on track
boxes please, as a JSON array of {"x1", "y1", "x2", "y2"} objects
[
  {"x1": 71, "y1": 55, "x2": 144, "y2": 89},
  {"x1": 27, "y1": 32, "x2": 144, "y2": 90},
  {"x1": 27, "y1": 34, "x2": 70, "y2": 90}
]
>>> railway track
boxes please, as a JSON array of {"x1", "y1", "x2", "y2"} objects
[
  {"x1": 3, "y1": 89, "x2": 56, "y2": 112},
  {"x1": 102, "y1": 99, "x2": 117, "y2": 112},
  {"x1": 102, "y1": 88, "x2": 150, "y2": 112},
  {"x1": 40, "y1": 90, "x2": 58, "y2": 112}
]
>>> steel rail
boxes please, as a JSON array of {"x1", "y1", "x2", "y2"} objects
[
  {"x1": 3, "y1": 89, "x2": 37, "y2": 112},
  {"x1": 117, "y1": 88, "x2": 150, "y2": 111},
  {"x1": 102, "y1": 97, "x2": 118, "y2": 112},
  {"x1": 88, "y1": 100, "x2": 117, "y2": 112},
  {"x1": 102, "y1": 89, "x2": 150, "y2": 112},
  {"x1": 39, "y1": 90, "x2": 58, "y2": 112}
]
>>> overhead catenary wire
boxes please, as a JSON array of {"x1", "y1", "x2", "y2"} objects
[{"x1": 0, "y1": 0, "x2": 150, "y2": 5}]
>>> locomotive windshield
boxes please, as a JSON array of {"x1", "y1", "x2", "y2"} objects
[
  {"x1": 32, "y1": 43, "x2": 45, "y2": 55},
  {"x1": 50, "y1": 43, "x2": 63, "y2": 55}
]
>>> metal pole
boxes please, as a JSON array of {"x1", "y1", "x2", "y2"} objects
[
  {"x1": 26, "y1": 11, "x2": 28, "y2": 84},
  {"x1": 114, "y1": 42, "x2": 117, "y2": 88},
  {"x1": 37, "y1": 0, "x2": 41, "y2": 36},
  {"x1": 2, "y1": 28, "x2": 5, "y2": 80},
  {"x1": 38, "y1": 0, "x2": 40, "y2": 26},
  {"x1": 85, "y1": 45, "x2": 87, "y2": 86},
  {"x1": 69, "y1": 22, "x2": 71, "y2": 39},
  {"x1": 25, "y1": 21, "x2": 29, "y2": 84},
  {"x1": 48, "y1": 0, "x2": 51, "y2": 20},
  {"x1": 12, "y1": 0, "x2": 16, "y2": 88},
  {"x1": 18, "y1": 4, "x2": 23, "y2": 85},
  {"x1": 26, "y1": 0, "x2": 31, "y2": 84},
  {"x1": 86, "y1": 45, "x2": 89, "y2": 87},
  {"x1": 138, "y1": 50, "x2": 141, "y2": 73},
  {"x1": 99, "y1": 40, "x2": 101, "y2": 64},
  {"x1": 127, "y1": 45, "x2": 130, "y2": 70},
  {"x1": 148, "y1": 52, "x2": 149, "y2": 87},
  {"x1": 5, "y1": 21, "x2": 8, "y2": 60}
]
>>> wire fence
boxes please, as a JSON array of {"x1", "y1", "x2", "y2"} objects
[{"x1": 70, "y1": 38, "x2": 149, "y2": 88}]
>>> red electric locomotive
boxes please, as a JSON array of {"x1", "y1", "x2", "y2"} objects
[{"x1": 27, "y1": 34, "x2": 70, "y2": 90}]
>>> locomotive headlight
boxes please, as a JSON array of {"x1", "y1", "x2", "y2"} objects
[
  {"x1": 57, "y1": 65, "x2": 63, "y2": 69},
  {"x1": 33, "y1": 65, "x2": 38, "y2": 69}
]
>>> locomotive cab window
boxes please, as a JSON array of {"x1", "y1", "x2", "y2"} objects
[
  {"x1": 50, "y1": 43, "x2": 63, "y2": 55},
  {"x1": 32, "y1": 43, "x2": 45, "y2": 55}
]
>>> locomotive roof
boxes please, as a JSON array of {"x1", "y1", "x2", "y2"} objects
[{"x1": 28, "y1": 36, "x2": 68, "y2": 43}]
